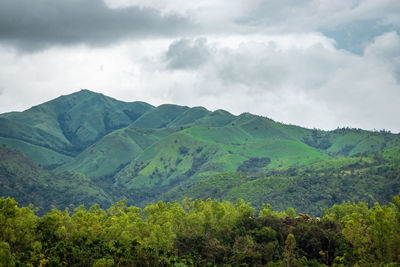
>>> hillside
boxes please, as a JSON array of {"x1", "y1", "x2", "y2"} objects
[
  {"x1": 163, "y1": 147, "x2": 400, "y2": 215},
  {"x1": 0, "y1": 90, "x2": 153, "y2": 160},
  {"x1": 1, "y1": 90, "x2": 400, "y2": 214},
  {"x1": 0, "y1": 146, "x2": 114, "y2": 215}
]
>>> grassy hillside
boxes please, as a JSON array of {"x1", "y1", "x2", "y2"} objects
[
  {"x1": 168, "y1": 106, "x2": 211, "y2": 126},
  {"x1": 0, "y1": 89, "x2": 154, "y2": 158},
  {"x1": 0, "y1": 136, "x2": 72, "y2": 168},
  {"x1": 0, "y1": 117, "x2": 71, "y2": 154},
  {"x1": 305, "y1": 128, "x2": 399, "y2": 156},
  {"x1": 113, "y1": 125, "x2": 330, "y2": 193},
  {"x1": 0, "y1": 145, "x2": 113, "y2": 215},
  {"x1": 162, "y1": 147, "x2": 400, "y2": 216},
  {"x1": 131, "y1": 104, "x2": 189, "y2": 128},
  {"x1": 57, "y1": 126, "x2": 181, "y2": 180},
  {"x1": 1, "y1": 90, "x2": 400, "y2": 214}
]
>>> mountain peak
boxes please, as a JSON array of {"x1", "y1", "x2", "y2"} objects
[
  {"x1": 69, "y1": 88, "x2": 104, "y2": 98},
  {"x1": 79, "y1": 88, "x2": 98, "y2": 94}
]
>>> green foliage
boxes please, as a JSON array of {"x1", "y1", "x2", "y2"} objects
[
  {"x1": 2, "y1": 196, "x2": 400, "y2": 266},
  {"x1": 303, "y1": 129, "x2": 332, "y2": 150},
  {"x1": 0, "y1": 241, "x2": 14, "y2": 267},
  {"x1": 324, "y1": 196, "x2": 400, "y2": 265},
  {"x1": 237, "y1": 157, "x2": 271, "y2": 173},
  {"x1": 0, "y1": 146, "x2": 114, "y2": 215}
]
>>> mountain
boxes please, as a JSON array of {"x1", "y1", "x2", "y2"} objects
[
  {"x1": 163, "y1": 146, "x2": 400, "y2": 215},
  {"x1": 1, "y1": 89, "x2": 400, "y2": 214},
  {"x1": 0, "y1": 89, "x2": 153, "y2": 160},
  {"x1": 0, "y1": 145, "x2": 114, "y2": 215}
]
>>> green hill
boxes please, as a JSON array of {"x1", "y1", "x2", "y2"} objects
[
  {"x1": 0, "y1": 89, "x2": 153, "y2": 157},
  {"x1": 0, "y1": 136, "x2": 71, "y2": 168},
  {"x1": 0, "y1": 146, "x2": 113, "y2": 215},
  {"x1": 57, "y1": 126, "x2": 181, "y2": 180},
  {"x1": 1, "y1": 90, "x2": 400, "y2": 214},
  {"x1": 131, "y1": 104, "x2": 189, "y2": 128},
  {"x1": 162, "y1": 147, "x2": 400, "y2": 216}
]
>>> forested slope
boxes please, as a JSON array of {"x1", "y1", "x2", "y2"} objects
[{"x1": 0, "y1": 146, "x2": 114, "y2": 215}]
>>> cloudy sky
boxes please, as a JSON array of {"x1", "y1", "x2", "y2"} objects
[{"x1": 0, "y1": 0, "x2": 399, "y2": 132}]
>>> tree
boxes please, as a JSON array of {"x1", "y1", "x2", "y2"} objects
[
  {"x1": 284, "y1": 234, "x2": 296, "y2": 267},
  {"x1": 0, "y1": 242, "x2": 14, "y2": 267}
]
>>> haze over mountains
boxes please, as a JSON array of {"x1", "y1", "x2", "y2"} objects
[{"x1": 1, "y1": 89, "x2": 400, "y2": 215}]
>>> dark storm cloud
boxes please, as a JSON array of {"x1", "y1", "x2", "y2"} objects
[
  {"x1": 0, "y1": 0, "x2": 194, "y2": 51},
  {"x1": 165, "y1": 38, "x2": 210, "y2": 70}
]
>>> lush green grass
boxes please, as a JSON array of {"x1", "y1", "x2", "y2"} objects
[
  {"x1": 326, "y1": 129, "x2": 400, "y2": 156},
  {"x1": 131, "y1": 104, "x2": 189, "y2": 128},
  {"x1": 56, "y1": 127, "x2": 179, "y2": 179},
  {"x1": 2, "y1": 90, "x2": 400, "y2": 215},
  {"x1": 381, "y1": 146, "x2": 400, "y2": 161},
  {"x1": 298, "y1": 157, "x2": 373, "y2": 171},
  {"x1": 0, "y1": 89, "x2": 153, "y2": 156},
  {"x1": 168, "y1": 106, "x2": 211, "y2": 126},
  {"x1": 163, "y1": 147, "x2": 400, "y2": 216},
  {"x1": 0, "y1": 117, "x2": 70, "y2": 154},
  {"x1": 112, "y1": 124, "x2": 331, "y2": 194},
  {"x1": 194, "y1": 109, "x2": 237, "y2": 126},
  {"x1": 3, "y1": 90, "x2": 400, "y2": 180},
  {"x1": 0, "y1": 137, "x2": 71, "y2": 168}
]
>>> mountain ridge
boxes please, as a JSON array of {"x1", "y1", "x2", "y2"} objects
[{"x1": 1, "y1": 89, "x2": 400, "y2": 215}]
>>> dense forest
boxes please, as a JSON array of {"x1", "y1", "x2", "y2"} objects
[{"x1": 1, "y1": 195, "x2": 400, "y2": 266}]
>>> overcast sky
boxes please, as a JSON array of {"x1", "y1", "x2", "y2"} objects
[{"x1": 0, "y1": 0, "x2": 399, "y2": 132}]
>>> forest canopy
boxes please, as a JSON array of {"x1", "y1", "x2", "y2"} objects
[{"x1": 1, "y1": 195, "x2": 400, "y2": 266}]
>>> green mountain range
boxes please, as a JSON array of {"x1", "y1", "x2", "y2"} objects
[{"x1": 1, "y1": 89, "x2": 400, "y2": 215}]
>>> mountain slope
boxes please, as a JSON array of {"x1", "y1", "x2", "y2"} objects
[
  {"x1": 131, "y1": 104, "x2": 189, "y2": 128},
  {"x1": 57, "y1": 126, "x2": 181, "y2": 180},
  {"x1": 1, "y1": 90, "x2": 400, "y2": 214},
  {"x1": 0, "y1": 117, "x2": 71, "y2": 155},
  {"x1": 0, "y1": 136, "x2": 71, "y2": 168},
  {"x1": 0, "y1": 89, "x2": 154, "y2": 158},
  {"x1": 162, "y1": 147, "x2": 400, "y2": 215},
  {"x1": 0, "y1": 146, "x2": 113, "y2": 215}
]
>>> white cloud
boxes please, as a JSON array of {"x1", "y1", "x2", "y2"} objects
[
  {"x1": 364, "y1": 32, "x2": 400, "y2": 80},
  {"x1": 106, "y1": 0, "x2": 400, "y2": 33},
  {"x1": 365, "y1": 31, "x2": 400, "y2": 58},
  {"x1": 165, "y1": 38, "x2": 211, "y2": 70},
  {"x1": 1, "y1": 0, "x2": 400, "y2": 133},
  {"x1": 0, "y1": 41, "x2": 166, "y2": 112},
  {"x1": 155, "y1": 32, "x2": 400, "y2": 132}
]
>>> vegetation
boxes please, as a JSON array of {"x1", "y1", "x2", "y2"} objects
[
  {"x1": 0, "y1": 146, "x2": 114, "y2": 216},
  {"x1": 1, "y1": 90, "x2": 400, "y2": 216},
  {"x1": 160, "y1": 146, "x2": 400, "y2": 215},
  {"x1": 1, "y1": 90, "x2": 400, "y2": 265},
  {"x1": 1, "y1": 195, "x2": 400, "y2": 266}
]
